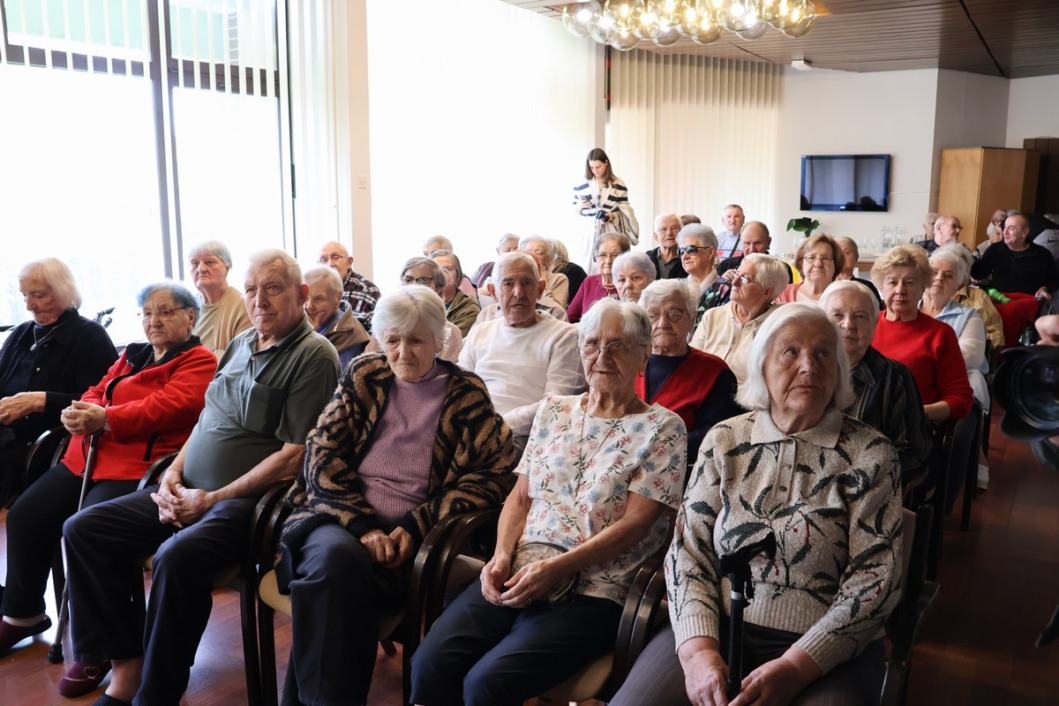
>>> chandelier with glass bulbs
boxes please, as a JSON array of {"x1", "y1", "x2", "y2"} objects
[{"x1": 561, "y1": 0, "x2": 817, "y2": 50}]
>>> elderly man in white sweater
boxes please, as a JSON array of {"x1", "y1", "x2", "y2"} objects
[{"x1": 459, "y1": 252, "x2": 585, "y2": 452}]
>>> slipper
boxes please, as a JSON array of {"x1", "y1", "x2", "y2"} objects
[
  {"x1": 0, "y1": 616, "x2": 52, "y2": 654},
  {"x1": 57, "y1": 659, "x2": 112, "y2": 697},
  {"x1": 93, "y1": 695, "x2": 132, "y2": 706}
]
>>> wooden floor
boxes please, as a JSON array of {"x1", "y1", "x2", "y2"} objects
[{"x1": 2, "y1": 408, "x2": 1058, "y2": 705}]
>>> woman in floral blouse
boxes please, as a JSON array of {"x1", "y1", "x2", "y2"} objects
[
  {"x1": 611, "y1": 303, "x2": 903, "y2": 706},
  {"x1": 410, "y1": 298, "x2": 687, "y2": 706}
]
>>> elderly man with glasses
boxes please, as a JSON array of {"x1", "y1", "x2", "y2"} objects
[{"x1": 317, "y1": 240, "x2": 381, "y2": 330}]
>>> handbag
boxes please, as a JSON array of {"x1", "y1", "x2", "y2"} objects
[{"x1": 510, "y1": 541, "x2": 580, "y2": 604}]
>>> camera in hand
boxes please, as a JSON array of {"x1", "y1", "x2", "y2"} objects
[{"x1": 993, "y1": 345, "x2": 1059, "y2": 440}]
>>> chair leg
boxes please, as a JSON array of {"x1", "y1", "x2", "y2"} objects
[
  {"x1": 241, "y1": 577, "x2": 264, "y2": 706},
  {"x1": 258, "y1": 602, "x2": 280, "y2": 706}
]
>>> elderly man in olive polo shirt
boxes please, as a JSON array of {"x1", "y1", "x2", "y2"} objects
[{"x1": 59, "y1": 249, "x2": 340, "y2": 706}]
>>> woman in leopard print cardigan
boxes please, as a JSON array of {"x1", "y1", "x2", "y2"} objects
[{"x1": 276, "y1": 288, "x2": 516, "y2": 706}]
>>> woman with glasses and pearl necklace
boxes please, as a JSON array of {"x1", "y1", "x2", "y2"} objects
[{"x1": 410, "y1": 298, "x2": 686, "y2": 706}]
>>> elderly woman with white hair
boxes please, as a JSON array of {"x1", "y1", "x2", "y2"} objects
[
  {"x1": 364, "y1": 257, "x2": 463, "y2": 361},
  {"x1": 690, "y1": 254, "x2": 789, "y2": 385},
  {"x1": 303, "y1": 266, "x2": 370, "y2": 370},
  {"x1": 277, "y1": 286, "x2": 517, "y2": 706},
  {"x1": 921, "y1": 243, "x2": 992, "y2": 491},
  {"x1": 613, "y1": 251, "x2": 657, "y2": 304},
  {"x1": 0, "y1": 258, "x2": 118, "y2": 506},
  {"x1": 611, "y1": 303, "x2": 902, "y2": 706},
  {"x1": 187, "y1": 240, "x2": 252, "y2": 355},
  {"x1": 819, "y1": 280, "x2": 933, "y2": 491},
  {"x1": 410, "y1": 298, "x2": 687, "y2": 705},
  {"x1": 638, "y1": 279, "x2": 741, "y2": 459}
]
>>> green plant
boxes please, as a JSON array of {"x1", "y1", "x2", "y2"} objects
[{"x1": 787, "y1": 217, "x2": 820, "y2": 238}]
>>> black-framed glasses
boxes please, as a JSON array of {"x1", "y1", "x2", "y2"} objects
[
  {"x1": 139, "y1": 307, "x2": 188, "y2": 322},
  {"x1": 580, "y1": 341, "x2": 646, "y2": 357},
  {"x1": 678, "y1": 245, "x2": 710, "y2": 256}
]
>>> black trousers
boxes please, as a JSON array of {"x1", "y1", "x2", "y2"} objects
[
  {"x1": 1, "y1": 462, "x2": 138, "y2": 618},
  {"x1": 281, "y1": 523, "x2": 408, "y2": 706},
  {"x1": 63, "y1": 486, "x2": 255, "y2": 706},
  {"x1": 409, "y1": 579, "x2": 623, "y2": 706}
]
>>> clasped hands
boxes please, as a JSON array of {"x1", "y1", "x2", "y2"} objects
[
  {"x1": 60, "y1": 400, "x2": 107, "y2": 436},
  {"x1": 151, "y1": 471, "x2": 213, "y2": 528},
  {"x1": 479, "y1": 554, "x2": 560, "y2": 609},
  {"x1": 681, "y1": 643, "x2": 814, "y2": 706},
  {"x1": 360, "y1": 527, "x2": 413, "y2": 569}
]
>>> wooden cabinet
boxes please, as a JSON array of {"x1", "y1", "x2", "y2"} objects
[{"x1": 937, "y1": 148, "x2": 1040, "y2": 251}]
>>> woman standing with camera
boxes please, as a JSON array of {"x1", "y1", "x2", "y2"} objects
[{"x1": 573, "y1": 148, "x2": 638, "y2": 270}]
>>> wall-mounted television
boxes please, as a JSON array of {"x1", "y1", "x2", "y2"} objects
[{"x1": 800, "y1": 154, "x2": 892, "y2": 211}]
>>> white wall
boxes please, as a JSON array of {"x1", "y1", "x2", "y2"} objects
[
  {"x1": 1006, "y1": 74, "x2": 1059, "y2": 146},
  {"x1": 932, "y1": 69, "x2": 1009, "y2": 193},
  {"x1": 774, "y1": 68, "x2": 939, "y2": 257}
]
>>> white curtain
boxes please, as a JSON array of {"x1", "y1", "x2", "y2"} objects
[
  {"x1": 365, "y1": 0, "x2": 600, "y2": 290},
  {"x1": 607, "y1": 52, "x2": 781, "y2": 248}
]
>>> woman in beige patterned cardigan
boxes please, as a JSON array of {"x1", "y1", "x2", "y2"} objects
[{"x1": 612, "y1": 303, "x2": 903, "y2": 706}]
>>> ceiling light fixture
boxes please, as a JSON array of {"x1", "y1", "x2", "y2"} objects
[{"x1": 561, "y1": 0, "x2": 817, "y2": 51}]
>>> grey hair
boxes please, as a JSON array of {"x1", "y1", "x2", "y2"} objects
[
  {"x1": 423, "y1": 235, "x2": 454, "y2": 253},
  {"x1": 612, "y1": 252, "x2": 656, "y2": 281},
  {"x1": 639, "y1": 279, "x2": 697, "y2": 321},
  {"x1": 303, "y1": 266, "x2": 344, "y2": 296},
  {"x1": 247, "y1": 249, "x2": 302, "y2": 288},
  {"x1": 430, "y1": 248, "x2": 464, "y2": 280},
  {"x1": 929, "y1": 243, "x2": 972, "y2": 287},
  {"x1": 677, "y1": 223, "x2": 718, "y2": 249},
  {"x1": 18, "y1": 258, "x2": 82, "y2": 309},
  {"x1": 834, "y1": 236, "x2": 860, "y2": 263},
  {"x1": 595, "y1": 231, "x2": 632, "y2": 255},
  {"x1": 518, "y1": 236, "x2": 555, "y2": 269},
  {"x1": 818, "y1": 280, "x2": 879, "y2": 320},
  {"x1": 736, "y1": 303, "x2": 854, "y2": 412},
  {"x1": 400, "y1": 256, "x2": 446, "y2": 291},
  {"x1": 551, "y1": 239, "x2": 569, "y2": 271},
  {"x1": 494, "y1": 251, "x2": 540, "y2": 282},
  {"x1": 188, "y1": 240, "x2": 233, "y2": 269},
  {"x1": 137, "y1": 281, "x2": 200, "y2": 318},
  {"x1": 371, "y1": 286, "x2": 447, "y2": 347},
  {"x1": 497, "y1": 233, "x2": 520, "y2": 250},
  {"x1": 578, "y1": 298, "x2": 652, "y2": 349},
  {"x1": 744, "y1": 254, "x2": 790, "y2": 298}
]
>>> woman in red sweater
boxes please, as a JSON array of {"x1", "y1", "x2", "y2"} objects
[
  {"x1": 870, "y1": 245, "x2": 972, "y2": 424},
  {"x1": 0, "y1": 282, "x2": 217, "y2": 655}
]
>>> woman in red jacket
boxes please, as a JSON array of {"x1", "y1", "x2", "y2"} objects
[{"x1": 0, "y1": 282, "x2": 217, "y2": 655}]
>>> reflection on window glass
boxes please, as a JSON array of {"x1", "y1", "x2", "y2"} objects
[
  {"x1": 0, "y1": 63, "x2": 163, "y2": 344},
  {"x1": 173, "y1": 86, "x2": 284, "y2": 288},
  {"x1": 169, "y1": 0, "x2": 276, "y2": 69},
  {"x1": 4, "y1": 0, "x2": 148, "y2": 59}
]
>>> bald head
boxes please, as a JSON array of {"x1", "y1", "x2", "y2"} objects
[
  {"x1": 318, "y1": 241, "x2": 352, "y2": 278},
  {"x1": 739, "y1": 221, "x2": 771, "y2": 255}
]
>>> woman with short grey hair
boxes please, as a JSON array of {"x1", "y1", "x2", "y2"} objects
[
  {"x1": 364, "y1": 260, "x2": 462, "y2": 361},
  {"x1": 689, "y1": 254, "x2": 786, "y2": 384},
  {"x1": 612, "y1": 251, "x2": 657, "y2": 304},
  {"x1": 566, "y1": 231, "x2": 632, "y2": 323},
  {"x1": 188, "y1": 239, "x2": 250, "y2": 356},
  {"x1": 678, "y1": 224, "x2": 720, "y2": 298},
  {"x1": 637, "y1": 279, "x2": 740, "y2": 459},
  {"x1": 612, "y1": 303, "x2": 901, "y2": 706},
  {"x1": 278, "y1": 288, "x2": 516, "y2": 706},
  {"x1": 411, "y1": 295, "x2": 685, "y2": 705}
]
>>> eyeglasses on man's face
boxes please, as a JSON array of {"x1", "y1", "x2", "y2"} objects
[{"x1": 318, "y1": 253, "x2": 347, "y2": 264}]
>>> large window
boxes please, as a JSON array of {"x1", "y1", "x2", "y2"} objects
[{"x1": 0, "y1": 0, "x2": 285, "y2": 344}]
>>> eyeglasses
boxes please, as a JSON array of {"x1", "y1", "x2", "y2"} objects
[
  {"x1": 678, "y1": 245, "x2": 710, "y2": 256},
  {"x1": 139, "y1": 307, "x2": 188, "y2": 322},
  {"x1": 318, "y1": 253, "x2": 346, "y2": 264},
  {"x1": 647, "y1": 309, "x2": 686, "y2": 323},
  {"x1": 580, "y1": 341, "x2": 645, "y2": 357},
  {"x1": 731, "y1": 273, "x2": 759, "y2": 286},
  {"x1": 803, "y1": 254, "x2": 834, "y2": 264},
  {"x1": 401, "y1": 276, "x2": 436, "y2": 286},
  {"x1": 595, "y1": 252, "x2": 621, "y2": 262}
]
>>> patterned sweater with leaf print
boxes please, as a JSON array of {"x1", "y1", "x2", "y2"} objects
[{"x1": 667, "y1": 408, "x2": 902, "y2": 674}]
